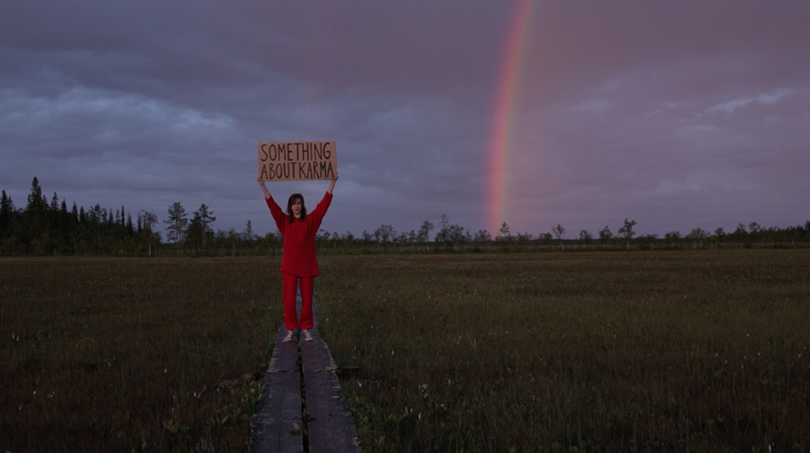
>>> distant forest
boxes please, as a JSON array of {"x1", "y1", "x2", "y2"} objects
[{"x1": 2, "y1": 177, "x2": 809, "y2": 256}]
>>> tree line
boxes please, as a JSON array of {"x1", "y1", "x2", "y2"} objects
[
  {"x1": 0, "y1": 177, "x2": 255, "y2": 256},
  {"x1": 2, "y1": 177, "x2": 809, "y2": 256}
]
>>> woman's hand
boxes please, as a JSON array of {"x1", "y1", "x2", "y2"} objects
[
  {"x1": 258, "y1": 172, "x2": 271, "y2": 199},
  {"x1": 327, "y1": 171, "x2": 339, "y2": 194}
]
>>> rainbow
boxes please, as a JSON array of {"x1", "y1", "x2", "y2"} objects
[{"x1": 486, "y1": 0, "x2": 536, "y2": 235}]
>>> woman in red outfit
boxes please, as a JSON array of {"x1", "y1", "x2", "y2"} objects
[{"x1": 258, "y1": 172, "x2": 338, "y2": 343}]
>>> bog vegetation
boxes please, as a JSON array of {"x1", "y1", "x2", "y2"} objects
[
  {"x1": 2, "y1": 177, "x2": 810, "y2": 256},
  {"x1": 1, "y1": 257, "x2": 276, "y2": 451},
  {"x1": 3, "y1": 251, "x2": 809, "y2": 451},
  {"x1": 317, "y1": 251, "x2": 810, "y2": 452}
]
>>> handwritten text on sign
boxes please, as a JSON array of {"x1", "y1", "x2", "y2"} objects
[{"x1": 258, "y1": 141, "x2": 337, "y2": 181}]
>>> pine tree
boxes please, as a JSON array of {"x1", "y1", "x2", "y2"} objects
[
  {"x1": 139, "y1": 210, "x2": 159, "y2": 256},
  {"x1": 0, "y1": 190, "x2": 15, "y2": 241},
  {"x1": 193, "y1": 204, "x2": 216, "y2": 246},
  {"x1": 243, "y1": 220, "x2": 255, "y2": 242},
  {"x1": 497, "y1": 222, "x2": 511, "y2": 242},
  {"x1": 164, "y1": 202, "x2": 188, "y2": 244},
  {"x1": 417, "y1": 220, "x2": 434, "y2": 243},
  {"x1": 618, "y1": 219, "x2": 637, "y2": 250},
  {"x1": 23, "y1": 177, "x2": 48, "y2": 251},
  {"x1": 26, "y1": 177, "x2": 46, "y2": 213}
]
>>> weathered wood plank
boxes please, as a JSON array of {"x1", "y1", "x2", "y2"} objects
[
  {"x1": 249, "y1": 326, "x2": 304, "y2": 453},
  {"x1": 250, "y1": 291, "x2": 360, "y2": 452},
  {"x1": 302, "y1": 328, "x2": 361, "y2": 453},
  {"x1": 250, "y1": 371, "x2": 304, "y2": 453}
]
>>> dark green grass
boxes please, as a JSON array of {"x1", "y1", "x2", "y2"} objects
[
  {"x1": 3, "y1": 251, "x2": 809, "y2": 452},
  {"x1": 316, "y1": 250, "x2": 810, "y2": 452},
  {"x1": 1, "y1": 257, "x2": 281, "y2": 452}
]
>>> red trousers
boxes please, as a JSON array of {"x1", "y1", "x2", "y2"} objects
[{"x1": 281, "y1": 272, "x2": 314, "y2": 330}]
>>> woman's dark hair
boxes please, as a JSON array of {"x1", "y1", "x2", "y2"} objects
[{"x1": 287, "y1": 193, "x2": 306, "y2": 223}]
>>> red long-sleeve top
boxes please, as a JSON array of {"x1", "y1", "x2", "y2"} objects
[{"x1": 265, "y1": 192, "x2": 333, "y2": 277}]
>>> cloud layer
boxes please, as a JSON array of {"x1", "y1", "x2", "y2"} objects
[{"x1": 2, "y1": 1, "x2": 809, "y2": 238}]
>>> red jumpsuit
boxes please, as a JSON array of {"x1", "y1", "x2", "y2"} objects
[{"x1": 266, "y1": 192, "x2": 333, "y2": 330}]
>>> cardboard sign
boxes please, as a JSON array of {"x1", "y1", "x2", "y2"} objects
[{"x1": 258, "y1": 141, "x2": 337, "y2": 181}]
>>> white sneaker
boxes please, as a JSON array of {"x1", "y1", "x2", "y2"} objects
[
  {"x1": 282, "y1": 330, "x2": 295, "y2": 342},
  {"x1": 301, "y1": 329, "x2": 313, "y2": 342}
]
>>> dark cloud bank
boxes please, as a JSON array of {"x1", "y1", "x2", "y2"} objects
[{"x1": 2, "y1": 1, "x2": 809, "y2": 239}]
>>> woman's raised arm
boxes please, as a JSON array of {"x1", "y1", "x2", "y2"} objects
[
  {"x1": 257, "y1": 173, "x2": 271, "y2": 199},
  {"x1": 327, "y1": 171, "x2": 339, "y2": 195}
]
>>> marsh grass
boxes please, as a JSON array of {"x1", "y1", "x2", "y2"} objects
[
  {"x1": 3, "y1": 251, "x2": 809, "y2": 452},
  {"x1": 1, "y1": 257, "x2": 280, "y2": 452},
  {"x1": 316, "y1": 250, "x2": 810, "y2": 452}
]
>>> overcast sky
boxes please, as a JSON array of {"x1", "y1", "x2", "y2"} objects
[{"x1": 2, "y1": 1, "x2": 809, "y2": 240}]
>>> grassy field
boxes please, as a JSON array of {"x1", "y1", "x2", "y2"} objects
[
  {"x1": 2, "y1": 250, "x2": 810, "y2": 452},
  {"x1": 1, "y1": 257, "x2": 279, "y2": 452},
  {"x1": 316, "y1": 250, "x2": 810, "y2": 452}
]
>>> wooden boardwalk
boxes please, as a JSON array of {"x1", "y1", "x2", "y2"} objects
[{"x1": 249, "y1": 296, "x2": 361, "y2": 453}]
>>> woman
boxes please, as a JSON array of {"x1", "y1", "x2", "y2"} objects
[{"x1": 258, "y1": 172, "x2": 338, "y2": 342}]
